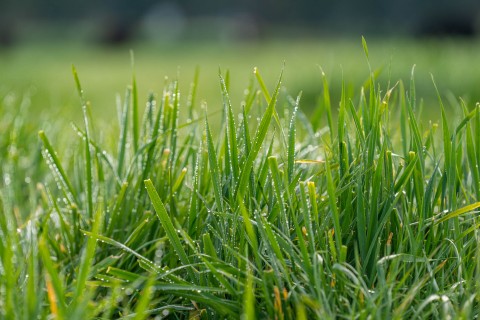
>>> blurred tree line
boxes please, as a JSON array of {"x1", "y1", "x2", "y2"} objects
[{"x1": 1, "y1": 0, "x2": 479, "y2": 45}]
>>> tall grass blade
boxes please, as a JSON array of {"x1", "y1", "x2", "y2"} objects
[
  {"x1": 236, "y1": 70, "x2": 283, "y2": 198},
  {"x1": 144, "y1": 179, "x2": 195, "y2": 280}
]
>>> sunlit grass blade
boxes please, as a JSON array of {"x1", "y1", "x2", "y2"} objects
[
  {"x1": 131, "y1": 51, "x2": 140, "y2": 153},
  {"x1": 320, "y1": 67, "x2": 333, "y2": 138},
  {"x1": 38, "y1": 237, "x2": 67, "y2": 318},
  {"x1": 253, "y1": 67, "x2": 271, "y2": 103},
  {"x1": 287, "y1": 93, "x2": 300, "y2": 183},
  {"x1": 434, "y1": 202, "x2": 480, "y2": 225},
  {"x1": 236, "y1": 70, "x2": 283, "y2": 198},
  {"x1": 242, "y1": 267, "x2": 256, "y2": 320},
  {"x1": 117, "y1": 87, "x2": 132, "y2": 178}
]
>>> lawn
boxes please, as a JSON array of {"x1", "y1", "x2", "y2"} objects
[{"x1": 1, "y1": 37, "x2": 480, "y2": 319}]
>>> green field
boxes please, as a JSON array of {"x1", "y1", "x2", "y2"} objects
[
  {"x1": 1, "y1": 38, "x2": 480, "y2": 318},
  {"x1": 2, "y1": 37, "x2": 480, "y2": 122}
]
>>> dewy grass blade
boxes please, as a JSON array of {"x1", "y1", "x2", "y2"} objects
[
  {"x1": 106, "y1": 182, "x2": 128, "y2": 235},
  {"x1": 169, "y1": 80, "x2": 180, "y2": 165},
  {"x1": 131, "y1": 50, "x2": 140, "y2": 153},
  {"x1": 205, "y1": 119, "x2": 224, "y2": 212},
  {"x1": 236, "y1": 70, "x2": 283, "y2": 198},
  {"x1": 254, "y1": 66, "x2": 286, "y2": 145},
  {"x1": 38, "y1": 131, "x2": 77, "y2": 204},
  {"x1": 254, "y1": 67, "x2": 271, "y2": 103},
  {"x1": 72, "y1": 65, "x2": 86, "y2": 104},
  {"x1": 71, "y1": 123, "x2": 121, "y2": 186},
  {"x1": 117, "y1": 87, "x2": 132, "y2": 178},
  {"x1": 72, "y1": 66, "x2": 94, "y2": 219},
  {"x1": 82, "y1": 106, "x2": 94, "y2": 219},
  {"x1": 242, "y1": 106, "x2": 252, "y2": 156},
  {"x1": 188, "y1": 146, "x2": 201, "y2": 237},
  {"x1": 144, "y1": 179, "x2": 195, "y2": 280},
  {"x1": 220, "y1": 72, "x2": 240, "y2": 183},
  {"x1": 187, "y1": 67, "x2": 200, "y2": 119},
  {"x1": 434, "y1": 202, "x2": 480, "y2": 225},
  {"x1": 287, "y1": 93, "x2": 300, "y2": 183},
  {"x1": 200, "y1": 257, "x2": 237, "y2": 295},
  {"x1": 268, "y1": 156, "x2": 289, "y2": 232},
  {"x1": 83, "y1": 231, "x2": 158, "y2": 271}
]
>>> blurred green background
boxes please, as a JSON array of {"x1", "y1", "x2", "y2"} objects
[{"x1": 1, "y1": 0, "x2": 480, "y2": 126}]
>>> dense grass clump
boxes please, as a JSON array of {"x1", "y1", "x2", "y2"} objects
[{"x1": 1, "y1": 46, "x2": 480, "y2": 319}]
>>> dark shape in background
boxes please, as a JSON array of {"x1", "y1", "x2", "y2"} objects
[{"x1": 0, "y1": 0, "x2": 479, "y2": 46}]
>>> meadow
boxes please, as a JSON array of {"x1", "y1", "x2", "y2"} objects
[{"x1": 1, "y1": 37, "x2": 480, "y2": 318}]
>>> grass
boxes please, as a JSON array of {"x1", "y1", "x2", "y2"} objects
[{"x1": 1, "y1": 39, "x2": 480, "y2": 318}]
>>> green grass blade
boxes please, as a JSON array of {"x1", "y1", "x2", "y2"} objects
[
  {"x1": 268, "y1": 156, "x2": 289, "y2": 232},
  {"x1": 236, "y1": 70, "x2": 283, "y2": 198},
  {"x1": 82, "y1": 232, "x2": 157, "y2": 270},
  {"x1": 205, "y1": 119, "x2": 224, "y2": 212},
  {"x1": 38, "y1": 131, "x2": 78, "y2": 204},
  {"x1": 361, "y1": 36, "x2": 369, "y2": 60},
  {"x1": 72, "y1": 65, "x2": 85, "y2": 104},
  {"x1": 287, "y1": 93, "x2": 300, "y2": 183},
  {"x1": 254, "y1": 67, "x2": 271, "y2": 103},
  {"x1": 117, "y1": 87, "x2": 132, "y2": 178},
  {"x1": 132, "y1": 276, "x2": 155, "y2": 320},
  {"x1": 72, "y1": 201, "x2": 104, "y2": 306},
  {"x1": 187, "y1": 67, "x2": 200, "y2": 119},
  {"x1": 169, "y1": 80, "x2": 180, "y2": 164},
  {"x1": 320, "y1": 67, "x2": 333, "y2": 138},
  {"x1": 219, "y1": 71, "x2": 240, "y2": 184},
  {"x1": 242, "y1": 267, "x2": 256, "y2": 320},
  {"x1": 144, "y1": 179, "x2": 195, "y2": 280},
  {"x1": 72, "y1": 66, "x2": 94, "y2": 219},
  {"x1": 325, "y1": 155, "x2": 342, "y2": 257},
  {"x1": 38, "y1": 237, "x2": 67, "y2": 317},
  {"x1": 131, "y1": 51, "x2": 139, "y2": 153},
  {"x1": 435, "y1": 202, "x2": 480, "y2": 225},
  {"x1": 83, "y1": 111, "x2": 94, "y2": 219}
]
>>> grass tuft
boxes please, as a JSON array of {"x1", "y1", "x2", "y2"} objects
[{"x1": 1, "y1": 42, "x2": 480, "y2": 318}]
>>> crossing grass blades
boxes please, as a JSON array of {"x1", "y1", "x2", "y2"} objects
[{"x1": 1, "y1": 40, "x2": 480, "y2": 319}]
